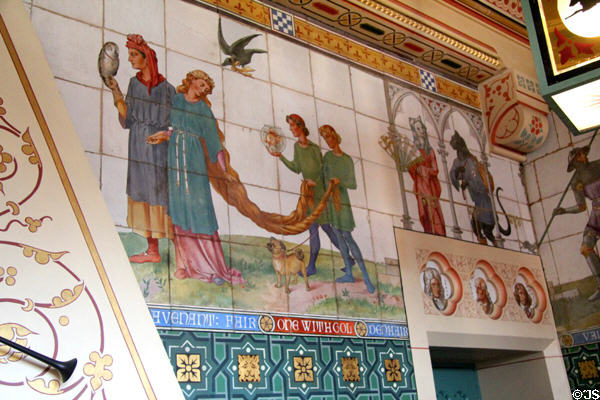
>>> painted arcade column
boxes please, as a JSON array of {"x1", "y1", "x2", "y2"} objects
[{"x1": 479, "y1": 69, "x2": 550, "y2": 161}]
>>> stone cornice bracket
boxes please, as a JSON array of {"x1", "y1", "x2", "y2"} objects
[{"x1": 478, "y1": 69, "x2": 549, "y2": 161}]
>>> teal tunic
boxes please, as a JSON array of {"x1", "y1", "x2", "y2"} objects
[
  {"x1": 168, "y1": 94, "x2": 222, "y2": 234},
  {"x1": 322, "y1": 151, "x2": 356, "y2": 231},
  {"x1": 280, "y1": 141, "x2": 329, "y2": 224}
]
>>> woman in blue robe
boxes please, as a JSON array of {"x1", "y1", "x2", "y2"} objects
[{"x1": 148, "y1": 70, "x2": 244, "y2": 285}]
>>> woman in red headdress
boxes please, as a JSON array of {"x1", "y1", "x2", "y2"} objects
[{"x1": 106, "y1": 34, "x2": 175, "y2": 263}]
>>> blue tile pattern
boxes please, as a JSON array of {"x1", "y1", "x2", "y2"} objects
[
  {"x1": 160, "y1": 329, "x2": 417, "y2": 399},
  {"x1": 271, "y1": 9, "x2": 294, "y2": 36}
]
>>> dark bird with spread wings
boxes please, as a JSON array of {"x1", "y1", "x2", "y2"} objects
[{"x1": 218, "y1": 18, "x2": 266, "y2": 77}]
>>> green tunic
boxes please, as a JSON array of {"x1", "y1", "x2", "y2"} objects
[
  {"x1": 322, "y1": 151, "x2": 356, "y2": 231},
  {"x1": 280, "y1": 141, "x2": 329, "y2": 224}
]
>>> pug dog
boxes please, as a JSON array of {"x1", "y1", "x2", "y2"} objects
[{"x1": 266, "y1": 237, "x2": 310, "y2": 293}]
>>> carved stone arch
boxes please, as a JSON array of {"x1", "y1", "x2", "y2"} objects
[{"x1": 439, "y1": 107, "x2": 486, "y2": 153}]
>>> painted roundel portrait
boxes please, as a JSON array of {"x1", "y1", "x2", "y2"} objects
[
  {"x1": 513, "y1": 278, "x2": 537, "y2": 320},
  {"x1": 513, "y1": 267, "x2": 547, "y2": 323},
  {"x1": 419, "y1": 252, "x2": 462, "y2": 316},
  {"x1": 469, "y1": 260, "x2": 507, "y2": 320}
]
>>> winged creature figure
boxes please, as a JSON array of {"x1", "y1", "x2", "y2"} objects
[{"x1": 218, "y1": 18, "x2": 266, "y2": 77}]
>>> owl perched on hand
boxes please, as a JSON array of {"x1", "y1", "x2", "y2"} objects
[{"x1": 98, "y1": 42, "x2": 119, "y2": 86}]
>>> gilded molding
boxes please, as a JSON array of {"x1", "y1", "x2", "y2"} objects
[
  {"x1": 352, "y1": 0, "x2": 501, "y2": 68},
  {"x1": 294, "y1": 19, "x2": 420, "y2": 85}
]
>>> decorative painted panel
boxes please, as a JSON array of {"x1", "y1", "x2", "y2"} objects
[
  {"x1": 159, "y1": 329, "x2": 417, "y2": 399},
  {"x1": 562, "y1": 343, "x2": 600, "y2": 393},
  {"x1": 479, "y1": 69, "x2": 549, "y2": 155}
]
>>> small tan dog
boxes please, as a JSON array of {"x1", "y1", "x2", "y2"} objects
[{"x1": 266, "y1": 237, "x2": 310, "y2": 293}]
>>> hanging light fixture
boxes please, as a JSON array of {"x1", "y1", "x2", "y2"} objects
[{"x1": 522, "y1": 0, "x2": 600, "y2": 134}]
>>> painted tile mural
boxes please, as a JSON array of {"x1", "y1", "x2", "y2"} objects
[
  {"x1": 159, "y1": 329, "x2": 417, "y2": 399},
  {"x1": 523, "y1": 111, "x2": 600, "y2": 342},
  {"x1": 27, "y1": 0, "x2": 538, "y2": 396},
  {"x1": 521, "y1": 101, "x2": 600, "y2": 394}
]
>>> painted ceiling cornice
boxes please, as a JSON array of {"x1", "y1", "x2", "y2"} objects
[
  {"x1": 440, "y1": 0, "x2": 527, "y2": 37},
  {"x1": 266, "y1": 0, "x2": 528, "y2": 86}
]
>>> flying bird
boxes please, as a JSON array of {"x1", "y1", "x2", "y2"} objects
[{"x1": 218, "y1": 18, "x2": 266, "y2": 77}]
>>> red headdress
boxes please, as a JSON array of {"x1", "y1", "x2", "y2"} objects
[
  {"x1": 286, "y1": 113, "x2": 305, "y2": 127},
  {"x1": 126, "y1": 34, "x2": 165, "y2": 95}
]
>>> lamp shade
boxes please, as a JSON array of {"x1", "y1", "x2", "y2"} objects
[{"x1": 521, "y1": 0, "x2": 600, "y2": 134}]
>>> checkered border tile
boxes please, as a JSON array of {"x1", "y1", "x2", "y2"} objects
[
  {"x1": 419, "y1": 69, "x2": 437, "y2": 93},
  {"x1": 271, "y1": 9, "x2": 294, "y2": 36}
]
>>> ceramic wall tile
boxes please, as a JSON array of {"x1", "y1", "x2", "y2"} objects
[
  {"x1": 504, "y1": 240, "x2": 520, "y2": 251},
  {"x1": 551, "y1": 113, "x2": 573, "y2": 149},
  {"x1": 100, "y1": 154, "x2": 128, "y2": 227},
  {"x1": 489, "y1": 154, "x2": 517, "y2": 201},
  {"x1": 218, "y1": 17, "x2": 269, "y2": 82},
  {"x1": 170, "y1": 253, "x2": 234, "y2": 310},
  {"x1": 101, "y1": 91, "x2": 129, "y2": 159},
  {"x1": 311, "y1": 50, "x2": 353, "y2": 109},
  {"x1": 535, "y1": 146, "x2": 572, "y2": 199},
  {"x1": 453, "y1": 202, "x2": 472, "y2": 236},
  {"x1": 529, "y1": 201, "x2": 547, "y2": 243},
  {"x1": 449, "y1": 112, "x2": 484, "y2": 152},
  {"x1": 271, "y1": 84, "x2": 317, "y2": 141},
  {"x1": 516, "y1": 218, "x2": 535, "y2": 246},
  {"x1": 523, "y1": 162, "x2": 540, "y2": 203},
  {"x1": 542, "y1": 192, "x2": 588, "y2": 241},
  {"x1": 369, "y1": 211, "x2": 397, "y2": 263},
  {"x1": 552, "y1": 235, "x2": 593, "y2": 283},
  {"x1": 277, "y1": 190, "x2": 331, "y2": 255},
  {"x1": 512, "y1": 162, "x2": 527, "y2": 204},
  {"x1": 315, "y1": 99, "x2": 359, "y2": 157},
  {"x1": 34, "y1": 0, "x2": 102, "y2": 25},
  {"x1": 403, "y1": 186, "x2": 420, "y2": 227},
  {"x1": 212, "y1": 184, "x2": 231, "y2": 237},
  {"x1": 165, "y1": 0, "x2": 220, "y2": 64},
  {"x1": 356, "y1": 114, "x2": 395, "y2": 168},
  {"x1": 363, "y1": 160, "x2": 403, "y2": 216},
  {"x1": 228, "y1": 185, "x2": 282, "y2": 239},
  {"x1": 166, "y1": 51, "x2": 224, "y2": 120},
  {"x1": 223, "y1": 69, "x2": 273, "y2": 129},
  {"x1": 230, "y1": 241, "x2": 277, "y2": 312},
  {"x1": 105, "y1": 0, "x2": 164, "y2": 45},
  {"x1": 439, "y1": 200, "x2": 454, "y2": 234},
  {"x1": 346, "y1": 156, "x2": 367, "y2": 210},
  {"x1": 541, "y1": 251, "x2": 559, "y2": 287},
  {"x1": 267, "y1": 34, "x2": 312, "y2": 95},
  {"x1": 56, "y1": 80, "x2": 101, "y2": 153},
  {"x1": 590, "y1": 137, "x2": 600, "y2": 159},
  {"x1": 225, "y1": 123, "x2": 278, "y2": 190},
  {"x1": 393, "y1": 94, "x2": 422, "y2": 129},
  {"x1": 350, "y1": 66, "x2": 387, "y2": 121},
  {"x1": 349, "y1": 205, "x2": 374, "y2": 262},
  {"x1": 519, "y1": 203, "x2": 532, "y2": 221},
  {"x1": 85, "y1": 151, "x2": 101, "y2": 183},
  {"x1": 31, "y1": 8, "x2": 102, "y2": 87},
  {"x1": 538, "y1": 242, "x2": 558, "y2": 284}
]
